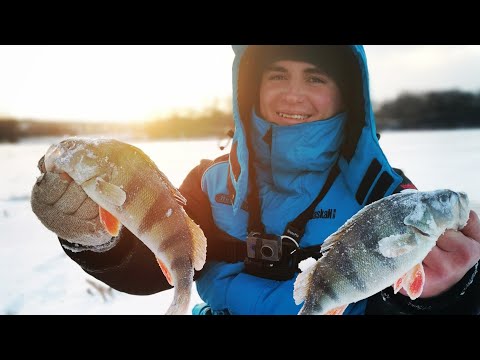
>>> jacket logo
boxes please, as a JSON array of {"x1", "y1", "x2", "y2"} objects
[
  {"x1": 312, "y1": 208, "x2": 336, "y2": 220},
  {"x1": 215, "y1": 193, "x2": 248, "y2": 211}
]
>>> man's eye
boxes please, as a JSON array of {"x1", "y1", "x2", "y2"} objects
[
  {"x1": 268, "y1": 74, "x2": 287, "y2": 81},
  {"x1": 308, "y1": 76, "x2": 326, "y2": 84}
]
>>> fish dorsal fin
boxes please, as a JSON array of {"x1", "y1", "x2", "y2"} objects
[
  {"x1": 293, "y1": 261, "x2": 317, "y2": 305},
  {"x1": 156, "y1": 169, "x2": 187, "y2": 207},
  {"x1": 400, "y1": 189, "x2": 418, "y2": 194},
  {"x1": 404, "y1": 202, "x2": 436, "y2": 236},
  {"x1": 320, "y1": 205, "x2": 371, "y2": 253},
  {"x1": 125, "y1": 143, "x2": 187, "y2": 207},
  {"x1": 378, "y1": 233, "x2": 418, "y2": 258},
  {"x1": 320, "y1": 230, "x2": 344, "y2": 254},
  {"x1": 184, "y1": 214, "x2": 207, "y2": 271},
  {"x1": 173, "y1": 192, "x2": 187, "y2": 207},
  {"x1": 95, "y1": 177, "x2": 127, "y2": 207}
]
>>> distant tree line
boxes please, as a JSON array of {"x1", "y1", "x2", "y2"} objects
[
  {"x1": 0, "y1": 118, "x2": 92, "y2": 143},
  {"x1": 1, "y1": 89, "x2": 480, "y2": 143},
  {"x1": 0, "y1": 118, "x2": 148, "y2": 143},
  {"x1": 144, "y1": 106, "x2": 234, "y2": 139},
  {"x1": 375, "y1": 90, "x2": 480, "y2": 130},
  {"x1": 0, "y1": 118, "x2": 20, "y2": 142}
]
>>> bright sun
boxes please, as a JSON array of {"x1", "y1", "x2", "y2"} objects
[{"x1": 0, "y1": 45, "x2": 235, "y2": 123}]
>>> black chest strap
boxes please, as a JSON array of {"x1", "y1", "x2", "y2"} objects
[
  {"x1": 282, "y1": 163, "x2": 340, "y2": 242},
  {"x1": 211, "y1": 162, "x2": 340, "y2": 264}
]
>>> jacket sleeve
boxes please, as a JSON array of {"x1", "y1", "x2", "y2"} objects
[
  {"x1": 365, "y1": 168, "x2": 480, "y2": 315},
  {"x1": 196, "y1": 263, "x2": 368, "y2": 315},
  {"x1": 180, "y1": 156, "x2": 298, "y2": 314},
  {"x1": 195, "y1": 261, "x2": 302, "y2": 314},
  {"x1": 365, "y1": 263, "x2": 480, "y2": 314},
  {"x1": 59, "y1": 229, "x2": 170, "y2": 295},
  {"x1": 197, "y1": 166, "x2": 480, "y2": 315},
  {"x1": 58, "y1": 159, "x2": 218, "y2": 296}
]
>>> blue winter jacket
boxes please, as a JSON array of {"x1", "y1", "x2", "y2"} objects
[
  {"x1": 194, "y1": 45, "x2": 404, "y2": 315},
  {"x1": 59, "y1": 45, "x2": 480, "y2": 315}
]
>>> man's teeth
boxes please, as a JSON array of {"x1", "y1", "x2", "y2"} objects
[{"x1": 278, "y1": 112, "x2": 310, "y2": 120}]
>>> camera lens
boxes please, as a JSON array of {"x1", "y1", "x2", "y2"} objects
[{"x1": 261, "y1": 245, "x2": 274, "y2": 258}]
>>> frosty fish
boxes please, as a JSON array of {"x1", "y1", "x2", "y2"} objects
[
  {"x1": 44, "y1": 137, "x2": 207, "y2": 315},
  {"x1": 293, "y1": 189, "x2": 470, "y2": 315}
]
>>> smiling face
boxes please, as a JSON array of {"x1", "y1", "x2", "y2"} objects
[{"x1": 258, "y1": 60, "x2": 345, "y2": 126}]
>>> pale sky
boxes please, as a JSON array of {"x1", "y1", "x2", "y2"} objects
[{"x1": 0, "y1": 45, "x2": 479, "y2": 123}]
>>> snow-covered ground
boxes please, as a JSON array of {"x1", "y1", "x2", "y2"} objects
[{"x1": 1, "y1": 129, "x2": 479, "y2": 315}]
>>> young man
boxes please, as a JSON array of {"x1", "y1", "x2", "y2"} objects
[{"x1": 32, "y1": 45, "x2": 480, "y2": 314}]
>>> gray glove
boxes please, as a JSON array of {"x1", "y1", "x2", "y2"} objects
[{"x1": 31, "y1": 156, "x2": 119, "y2": 252}]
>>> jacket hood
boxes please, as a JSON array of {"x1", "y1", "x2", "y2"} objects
[{"x1": 228, "y1": 45, "x2": 384, "y2": 214}]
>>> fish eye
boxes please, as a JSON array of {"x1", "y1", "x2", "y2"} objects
[
  {"x1": 439, "y1": 193, "x2": 450, "y2": 203},
  {"x1": 63, "y1": 141, "x2": 76, "y2": 150}
]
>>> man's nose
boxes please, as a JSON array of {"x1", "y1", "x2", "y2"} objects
[{"x1": 282, "y1": 82, "x2": 305, "y2": 103}]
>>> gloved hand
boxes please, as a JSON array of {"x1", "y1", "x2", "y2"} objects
[{"x1": 31, "y1": 156, "x2": 118, "y2": 252}]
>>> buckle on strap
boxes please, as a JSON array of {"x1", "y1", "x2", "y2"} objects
[{"x1": 283, "y1": 222, "x2": 304, "y2": 242}]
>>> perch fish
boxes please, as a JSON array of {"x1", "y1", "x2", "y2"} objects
[
  {"x1": 44, "y1": 137, "x2": 207, "y2": 315},
  {"x1": 293, "y1": 189, "x2": 470, "y2": 315}
]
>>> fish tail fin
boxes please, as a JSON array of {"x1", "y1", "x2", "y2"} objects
[
  {"x1": 165, "y1": 284, "x2": 192, "y2": 315},
  {"x1": 165, "y1": 263, "x2": 194, "y2": 315},
  {"x1": 186, "y1": 215, "x2": 207, "y2": 271},
  {"x1": 293, "y1": 261, "x2": 317, "y2": 305}
]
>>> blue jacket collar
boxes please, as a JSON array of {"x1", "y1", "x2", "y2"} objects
[
  {"x1": 251, "y1": 110, "x2": 346, "y2": 192},
  {"x1": 228, "y1": 45, "x2": 401, "y2": 213}
]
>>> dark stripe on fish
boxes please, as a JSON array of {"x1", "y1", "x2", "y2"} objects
[
  {"x1": 122, "y1": 175, "x2": 142, "y2": 202},
  {"x1": 156, "y1": 230, "x2": 181, "y2": 254},
  {"x1": 361, "y1": 228, "x2": 398, "y2": 272},
  {"x1": 169, "y1": 255, "x2": 193, "y2": 277},
  {"x1": 138, "y1": 192, "x2": 174, "y2": 235},
  {"x1": 314, "y1": 267, "x2": 340, "y2": 302},
  {"x1": 334, "y1": 243, "x2": 368, "y2": 292}
]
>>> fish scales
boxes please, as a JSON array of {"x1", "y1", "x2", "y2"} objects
[
  {"x1": 294, "y1": 189, "x2": 470, "y2": 315},
  {"x1": 44, "y1": 137, "x2": 207, "y2": 315}
]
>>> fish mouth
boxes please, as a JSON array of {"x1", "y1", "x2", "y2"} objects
[
  {"x1": 43, "y1": 141, "x2": 85, "y2": 181},
  {"x1": 44, "y1": 144, "x2": 64, "y2": 173},
  {"x1": 412, "y1": 227, "x2": 430, "y2": 237},
  {"x1": 458, "y1": 191, "x2": 469, "y2": 208},
  {"x1": 458, "y1": 191, "x2": 470, "y2": 228}
]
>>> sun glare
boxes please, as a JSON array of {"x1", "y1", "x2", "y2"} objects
[
  {"x1": 0, "y1": 45, "x2": 234, "y2": 123},
  {"x1": 1, "y1": 45, "x2": 479, "y2": 124}
]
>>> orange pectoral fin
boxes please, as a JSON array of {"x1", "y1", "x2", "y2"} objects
[
  {"x1": 156, "y1": 257, "x2": 174, "y2": 286},
  {"x1": 59, "y1": 172, "x2": 73, "y2": 182},
  {"x1": 403, "y1": 263, "x2": 425, "y2": 300},
  {"x1": 393, "y1": 274, "x2": 406, "y2": 294},
  {"x1": 324, "y1": 304, "x2": 348, "y2": 315},
  {"x1": 99, "y1": 206, "x2": 121, "y2": 237}
]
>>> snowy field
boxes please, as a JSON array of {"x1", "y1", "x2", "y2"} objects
[{"x1": 1, "y1": 129, "x2": 479, "y2": 315}]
